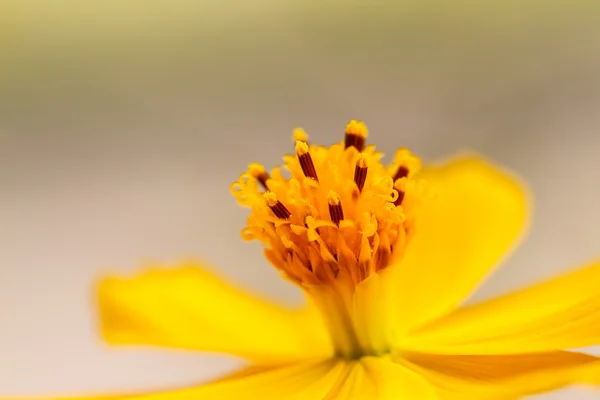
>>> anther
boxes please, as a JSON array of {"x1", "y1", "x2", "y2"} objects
[
  {"x1": 354, "y1": 153, "x2": 368, "y2": 192},
  {"x1": 392, "y1": 165, "x2": 410, "y2": 182},
  {"x1": 327, "y1": 191, "x2": 344, "y2": 225},
  {"x1": 391, "y1": 148, "x2": 420, "y2": 181},
  {"x1": 295, "y1": 141, "x2": 319, "y2": 182},
  {"x1": 394, "y1": 179, "x2": 406, "y2": 206},
  {"x1": 248, "y1": 163, "x2": 269, "y2": 190},
  {"x1": 293, "y1": 128, "x2": 309, "y2": 144},
  {"x1": 344, "y1": 120, "x2": 368, "y2": 151},
  {"x1": 264, "y1": 192, "x2": 291, "y2": 220}
]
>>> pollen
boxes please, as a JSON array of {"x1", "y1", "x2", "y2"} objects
[
  {"x1": 292, "y1": 128, "x2": 309, "y2": 143},
  {"x1": 264, "y1": 192, "x2": 291, "y2": 220},
  {"x1": 295, "y1": 140, "x2": 319, "y2": 182},
  {"x1": 249, "y1": 163, "x2": 269, "y2": 190},
  {"x1": 327, "y1": 191, "x2": 344, "y2": 226},
  {"x1": 230, "y1": 121, "x2": 426, "y2": 289},
  {"x1": 354, "y1": 153, "x2": 368, "y2": 193},
  {"x1": 390, "y1": 148, "x2": 421, "y2": 181},
  {"x1": 344, "y1": 119, "x2": 368, "y2": 151}
]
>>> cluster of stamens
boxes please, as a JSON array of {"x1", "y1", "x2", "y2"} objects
[{"x1": 231, "y1": 120, "x2": 424, "y2": 289}]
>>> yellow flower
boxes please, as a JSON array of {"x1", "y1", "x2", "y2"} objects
[{"x1": 20, "y1": 121, "x2": 600, "y2": 399}]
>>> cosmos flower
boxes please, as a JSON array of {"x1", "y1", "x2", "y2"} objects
[{"x1": 26, "y1": 121, "x2": 600, "y2": 399}]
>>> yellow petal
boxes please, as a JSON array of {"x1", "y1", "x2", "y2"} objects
[
  {"x1": 579, "y1": 360, "x2": 600, "y2": 385},
  {"x1": 98, "y1": 262, "x2": 333, "y2": 363},
  {"x1": 404, "y1": 260, "x2": 600, "y2": 354},
  {"x1": 402, "y1": 350, "x2": 600, "y2": 399},
  {"x1": 352, "y1": 271, "x2": 400, "y2": 356},
  {"x1": 31, "y1": 359, "x2": 345, "y2": 400},
  {"x1": 359, "y1": 357, "x2": 439, "y2": 399},
  {"x1": 390, "y1": 155, "x2": 529, "y2": 331},
  {"x1": 10, "y1": 359, "x2": 438, "y2": 400},
  {"x1": 323, "y1": 357, "x2": 438, "y2": 400},
  {"x1": 322, "y1": 361, "x2": 365, "y2": 400},
  {"x1": 163, "y1": 358, "x2": 346, "y2": 400}
]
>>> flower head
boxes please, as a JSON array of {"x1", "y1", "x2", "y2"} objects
[
  {"x1": 231, "y1": 120, "x2": 427, "y2": 358},
  {"x1": 233, "y1": 120, "x2": 420, "y2": 286},
  {"x1": 10, "y1": 121, "x2": 600, "y2": 399}
]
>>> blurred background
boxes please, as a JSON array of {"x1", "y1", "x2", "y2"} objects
[{"x1": 1, "y1": 1, "x2": 600, "y2": 398}]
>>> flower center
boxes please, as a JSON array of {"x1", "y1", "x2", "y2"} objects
[{"x1": 231, "y1": 120, "x2": 426, "y2": 358}]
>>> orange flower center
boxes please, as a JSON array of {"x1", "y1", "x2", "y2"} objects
[
  {"x1": 231, "y1": 120, "x2": 430, "y2": 358},
  {"x1": 231, "y1": 120, "x2": 426, "y2": 291}
]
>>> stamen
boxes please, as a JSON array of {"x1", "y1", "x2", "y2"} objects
[
  {"x1": 295, "y1": 141, "x2": 319, "y2": 182},
  {"x1": 390, "y1": 148, "x2": 420, "y2": 181},
  {"x1": 394, "y1": 178, "x2": 406, "y2": 206},
  {"x1": 233, "y1": 120, "x2": 424, "y2": 304},
  {"x1": 293, "y1": 128, "x2": 309, "y2": 143},
  {"x1": 392, "y1": 165, "x2": 409, "y2": 182},
  {"x1": 354, "y1": 153, "x2": 368, "y2": 193},
  {"x1": 327, "y1": 191, "x2": 344, "y2": 225},
  {"x1": 248, "y1": 163, "x2": 269, "y2": 190},
  {"x1": 264, "y1": 192, "x2": 291, "y2": 220},
  {"x1": 344, "y1": 120, "x2": 368, "y2": 151}
]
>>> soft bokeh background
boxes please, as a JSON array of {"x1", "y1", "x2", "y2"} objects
[{"x1": 1, "y1": 1, "x2": 600, "y2": 398}]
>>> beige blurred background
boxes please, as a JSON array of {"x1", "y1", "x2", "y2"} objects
[{"x1": 2, "y1": 1, "x2": 600, "y2": 398}]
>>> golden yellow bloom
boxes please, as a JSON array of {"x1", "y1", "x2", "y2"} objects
[{"x1": 15, "y1": 121, "x2": 600, "y2": 399}]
